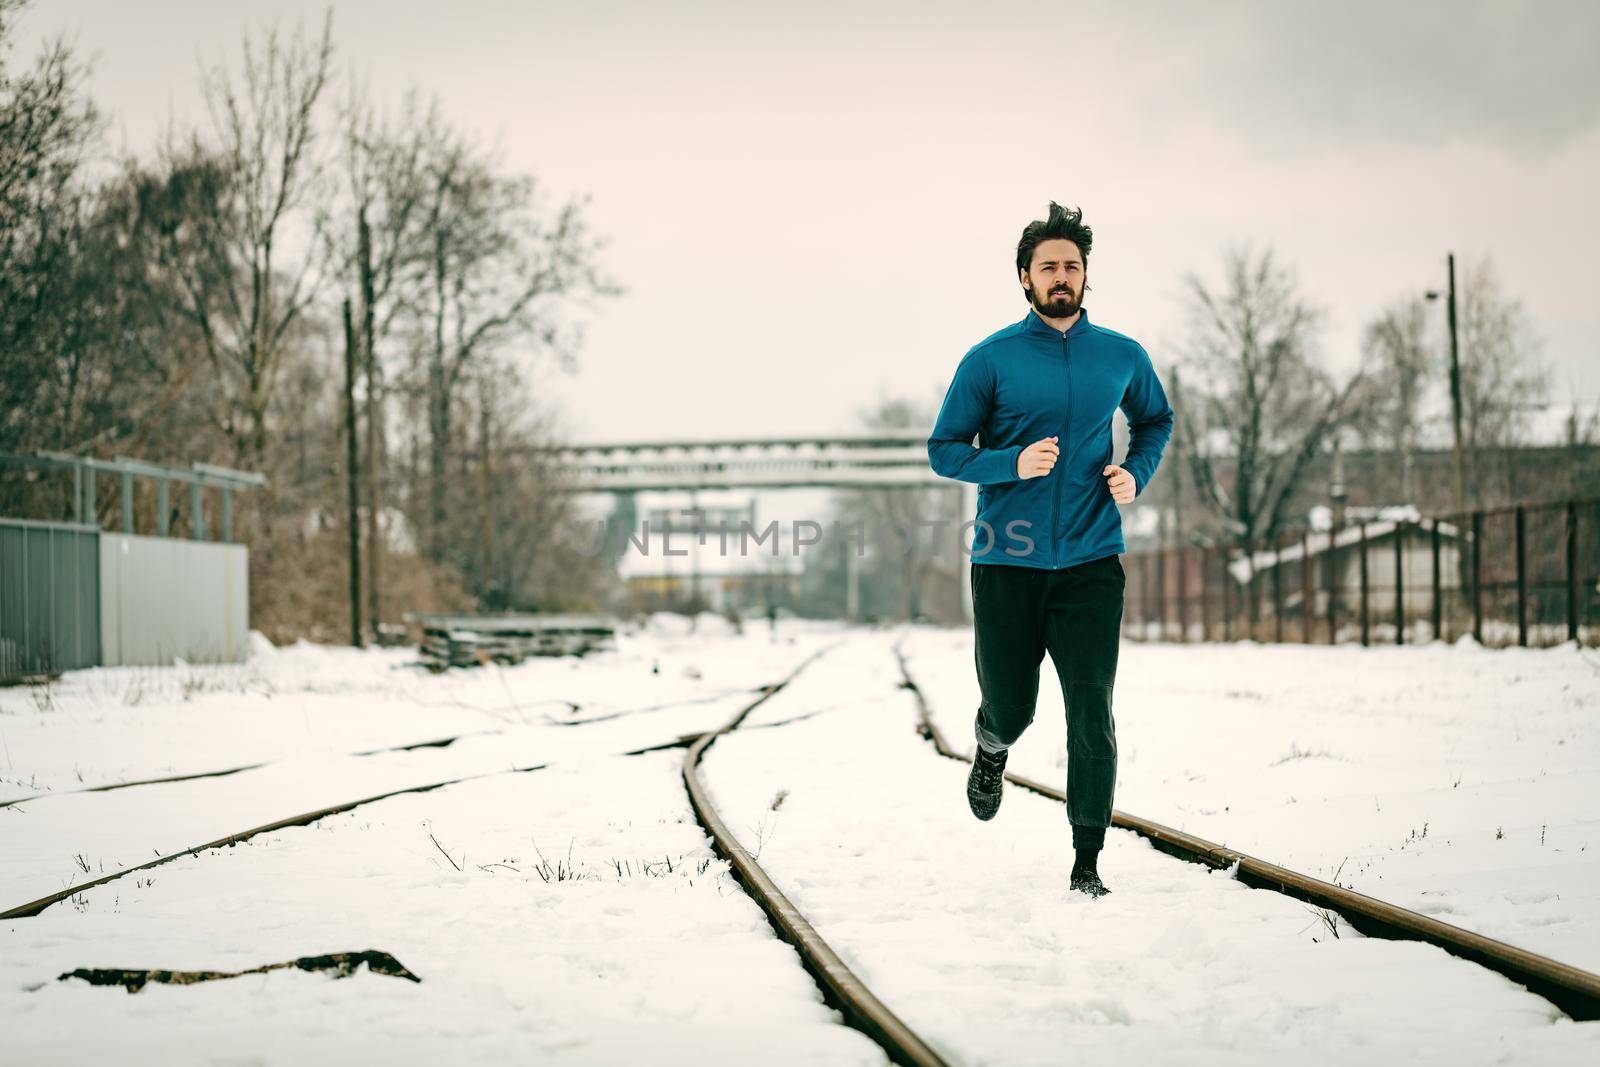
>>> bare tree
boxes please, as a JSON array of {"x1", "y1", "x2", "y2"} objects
[
  {"x1": 47, "y1": 158, "x2": 218, "y2": 460},
  {"x1": 1354, "y1": 295, "x2": 1434, "y2": 503},
  {"x1": 1454, "y1": 254, "x2": 1551, "y2": 506},
  {"x1": 0, "y1": 0, "x2": 102, "y2": 453},
  {"x1": 329, "y1": 82, "x2": 441, "y2": 633},
  {"x1": 1564, "y1": 400, "x2": 1599, "y2": 447},
  {"x1": 1, "y1": 1, "x2": 623, "y2": 638},
  {"x1": 149, "y1": 11, "x2": 336, "y2": 477},
  {"x1": 458, "y1": 358, "x2": 610, "y2": 611},
  {"x1": 412, "y1": 124, "x2": 620, "y2": 562},
  {"x1": 1171, "y1": 245, "x2": 1367, "y2": 557},
  {"x1": 1559, "y1": 391, "x2": 1600, "y2": 504}
]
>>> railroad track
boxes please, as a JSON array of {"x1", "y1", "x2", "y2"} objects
[
  {"x1": 0, "y1": 681, "x2": 777, "y2": 919},
  {"x1": 888, "y1": 636, "x2": 1600, "y2": 1024},
  {"x1": 684, "y1": 632, "x2": 1600, "y2": 1066}
]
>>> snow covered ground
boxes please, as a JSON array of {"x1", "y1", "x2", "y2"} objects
[
  {"x1": 1, "y1": 623, "x2": 792, "y2": 800},
  {"x1": 2, "y1": 617, "x2": 1597, "y2": 1063}
]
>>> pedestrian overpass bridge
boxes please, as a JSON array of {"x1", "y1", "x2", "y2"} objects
[
  {"x1": 529, "y1": 432, "x2": 952, "y2": 493},
  {"x1": 521, "y1": 432, "x2": 977, "y2": 620}
]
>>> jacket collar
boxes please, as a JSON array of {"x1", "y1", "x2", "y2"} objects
[{"x1": 1022, "y1": 303, "x2": 1092, "y2": 339}]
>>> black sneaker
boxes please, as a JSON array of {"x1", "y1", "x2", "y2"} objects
[
  {"x1": 966, "y1": 746, "x2": 1008, "y2": 821},
  {"x1": 1069, "y1": 867, "x2": 1112, "y2": 898}
]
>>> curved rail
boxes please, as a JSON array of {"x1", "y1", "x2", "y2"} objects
[
  {"x1": 682, "y1": 640, "x2": 950, "y2": 1067},
  {"x1": 890, "y1": 637, "x2": 1600, "y2": 1022},
  {"x1": 0, "y1": 728, "x2": 506, "y2": 810}
]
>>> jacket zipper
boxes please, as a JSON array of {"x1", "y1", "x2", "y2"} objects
[{"x1": 1051, "y1": 330, "x2": 1070, "y2": 568}]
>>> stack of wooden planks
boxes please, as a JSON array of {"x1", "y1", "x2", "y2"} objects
[{"x1": 413, "y1": 613, "x2": 616, "y2": 671}]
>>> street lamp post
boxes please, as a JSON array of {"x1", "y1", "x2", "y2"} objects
[{"x1": 1425, "y1": 252, "x2": 1466, "y2": 517}]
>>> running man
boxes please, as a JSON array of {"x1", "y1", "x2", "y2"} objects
[{"x1": 927, "y1": 202, "x2": 1174, "y2": 898}]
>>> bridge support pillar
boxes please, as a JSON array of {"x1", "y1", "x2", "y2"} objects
[{"x1": 845, "y1": 534, "x2": 859, "y2": 620}]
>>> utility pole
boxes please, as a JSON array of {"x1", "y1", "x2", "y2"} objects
[
  {"x1": 342, "y1": 298, "x2": 364, "y2": 648},
  {"x1": 359, "y1": 208, "x2": 382, "y2": 641},
  {"x1": 688, "y1": 489, "x2": 701, "y2": 611},
  {"x1": 478, "y1": 381, "x2": 495, "y2": 609},
  {"x1": 1169, "y1": 365, "x2": 1184, "y2": 551},
  {"x1": 1427, "y1": 253, "x2": 1466, "y2": 516},
  {"x1": 1330, "y1": 436, "x2": 1347, "y2": 528}
]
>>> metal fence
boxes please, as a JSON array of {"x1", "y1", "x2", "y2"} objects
[
  {"x1": 1, "y1": 451, "x2": 265, "y2": 680},
  {"x1": 0, "y1": 518, "x2": 101, "y2": 680},
  {"x1": 1121, "y1": 496, "x2": 1600, "y2": 648}
]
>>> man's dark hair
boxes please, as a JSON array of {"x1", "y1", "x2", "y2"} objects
[{"x1": 1015, "y1": 201, "x2": 1094, "y2": 276}]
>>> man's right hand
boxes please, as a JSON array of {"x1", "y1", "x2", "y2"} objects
[{"x1": 1017, "y1": 436, "x2": 1059, "y2": 478}]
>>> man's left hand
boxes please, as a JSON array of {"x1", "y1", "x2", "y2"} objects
[{"x1": 1102, "y1": 464, "x2": 1136, "y2": 504}]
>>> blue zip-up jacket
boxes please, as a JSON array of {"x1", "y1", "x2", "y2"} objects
[{"x1": 927, "y1": 305, "x2": 1174, "y2": 570}]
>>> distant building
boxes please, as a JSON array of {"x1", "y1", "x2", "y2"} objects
[
  {"x1": 1225, "y1": 506, "x2": 1465, "y2": 624},
  {"x1": 615, "y1": 496, "x2": 803, "y2": 615}
]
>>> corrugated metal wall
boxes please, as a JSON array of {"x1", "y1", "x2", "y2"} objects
[
  {"x1": 99, "y1": 533, "x2": 249, "y2": 666},
  {"x1": 0, "y1": 518, "x2": 101, "y2": 681}
]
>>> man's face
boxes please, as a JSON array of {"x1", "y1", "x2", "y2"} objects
[{"x1": 1021, "y1": 238, "x2": 1086, "y2": 318}]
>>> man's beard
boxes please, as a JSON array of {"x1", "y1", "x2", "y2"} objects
[{"x1": 1030, "y1": 282, "x2": 1081, "y2": 318}]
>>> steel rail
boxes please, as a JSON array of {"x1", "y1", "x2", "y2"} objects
[
  {"x1": 0, "y1": 729, "x2": 505, "y2": 810},
  {"x1": 0, "y1": 762, "x2": 547, "y2": 920},
  {"x1": 683, "y1": 640, "x2": 951, "y2": 1067}
]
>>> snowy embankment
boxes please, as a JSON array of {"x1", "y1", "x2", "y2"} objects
[
  {"x1": 3, "y1": 617, "x2": 887, "y2": 1065},
  {"x1": 900, "y1": 628, "x2": 1600, "y2": 974},
  {"x1": 703, "y1": 631, "x2": 1600, "y2": 1065}
]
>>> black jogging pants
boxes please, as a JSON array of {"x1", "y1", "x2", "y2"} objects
[{"x1": 971, "y1": 553, "x2": 1125, "y2": 852}]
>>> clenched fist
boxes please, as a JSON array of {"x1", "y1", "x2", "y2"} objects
[
  {"x1": 1018, "y1": 436, "x2": 1059, "y2": 478},
  {"x1": 1103, "y1": 463, "x2": 1136, "y2": 503}
]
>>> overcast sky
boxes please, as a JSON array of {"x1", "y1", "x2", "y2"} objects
[{"x1": 21, "y1": 0, "x2": 1600, "y2": 445}]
